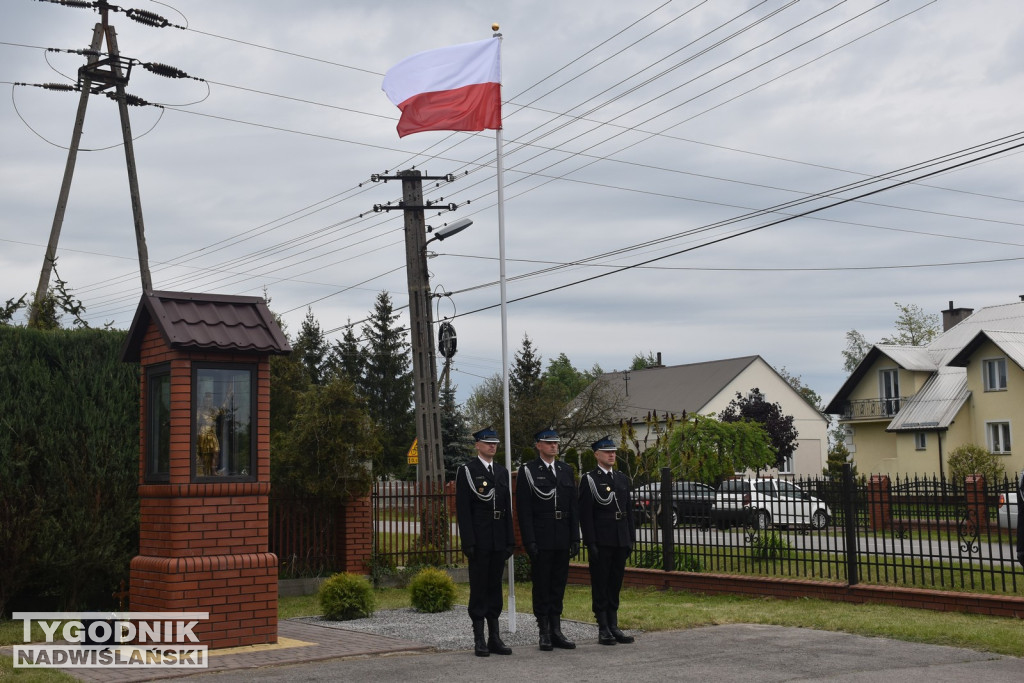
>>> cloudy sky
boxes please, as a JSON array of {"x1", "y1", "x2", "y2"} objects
[{"x1": 3, "y1": 0, "x2": 1023, "y2": 409}]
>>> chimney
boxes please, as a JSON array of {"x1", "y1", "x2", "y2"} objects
[{"x1": 942, "y1": 300, "x2": 973, "y2": 332}]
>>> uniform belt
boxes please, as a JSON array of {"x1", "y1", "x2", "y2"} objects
[
  {"x1": 537, "y1": 511, "x2": 566, "y2": 519},
  {"x1": 493, "y1": 510, "x2": 505, "y2": 519},
  {"x1": 597, "y1": 511, "x2": 626, "y2": 520}
]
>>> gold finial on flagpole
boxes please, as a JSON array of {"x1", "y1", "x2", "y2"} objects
[{"x1": 492, "y1": 23, "x2": 500, "y2": 31}]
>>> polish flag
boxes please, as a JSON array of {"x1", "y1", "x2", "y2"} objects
[{"x1": 382, "y1": 38, "x2": 501, "y2": 138}]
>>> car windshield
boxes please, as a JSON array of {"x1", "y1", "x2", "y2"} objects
[{"x1": 778, "y1": 481, "x2": 802, "y2": 498}]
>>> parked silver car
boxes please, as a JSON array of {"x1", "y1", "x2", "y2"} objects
[{"x1": 997, "y1": 489, "x2": 1019, "y2": 530}]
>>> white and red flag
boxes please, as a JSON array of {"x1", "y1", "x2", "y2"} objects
[{"x1": 382, "y1": 38, "x2": 501, "y2": 138}]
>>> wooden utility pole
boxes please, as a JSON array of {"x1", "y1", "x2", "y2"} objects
[
  {"x1": 29, "y1": 24, "x2": 103, "y2": 326},
  {"x1": 105, "y1": 23, "x2": 153, "y2": 294},
  {"x1": 29, "y1": 12, "x2": 152, "y2": 325},
  {"x1": 399, "y1": 169, "x2": 445, "y2": 489}
]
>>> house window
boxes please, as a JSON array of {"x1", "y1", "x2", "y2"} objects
[
  {"x1": 193, "y1": 364, "x2": 256, "y2": 480},
  {"x1": 779, "y1": 452, "x2": 794, "y2": 474},
  {"x1": 879, "y1": 369, "x2": 900, "y2": 416},
  {"x1": 146, "y1": 365, "x2": 171, "y2": 481},
  {"x1": 983, "y1": 358, "x2": 1007, "y2": 391},
  {"x1": 914, "y1": 432, "x2": 926, "y2": 450},
  {"x1": 987, "y1": 421, "x2": 1011, "y2": 454}
]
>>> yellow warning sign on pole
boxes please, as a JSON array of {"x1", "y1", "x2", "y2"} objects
[{"x1": 407, "y1": 438, "x2": 419, "y2": 465}]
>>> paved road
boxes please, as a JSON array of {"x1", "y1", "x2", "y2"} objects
[{"x1": 177, "y1": 624, "x2": 1022, "y2": 683}]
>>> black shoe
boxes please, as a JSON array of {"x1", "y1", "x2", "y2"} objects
[
  {"x1": 537, "y1": 616, "x2": 553, "y2": 651},
  {"x1": 487, "y1": 618, "x2": 512, "y2": 655},
  {"x1": 608, "y1": 611, "x2": 634, "y2": 644},
  {"x1": 550, "y1": 615, "x2": 576, "y2": 649},
  {"x1": 596, "y1": 613, "x2": 616, "y2": 646},
  {"x1": 472, "y1": 620, "x2": 489, "y2": 657}
]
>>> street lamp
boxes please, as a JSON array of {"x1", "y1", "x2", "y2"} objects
[{"x1": 426, "y1": 218, "x2": 473, "y2": 245}]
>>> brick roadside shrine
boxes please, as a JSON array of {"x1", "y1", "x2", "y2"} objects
[{"x1": 120, "y1": 291, "x2": 291, "y2": 649}]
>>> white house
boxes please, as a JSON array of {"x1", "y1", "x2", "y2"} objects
[{"x1": 593, "y1": 355, "x2": 829, "y2": 476}]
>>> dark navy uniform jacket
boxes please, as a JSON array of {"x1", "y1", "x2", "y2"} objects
[
  {"x1": 516, "y1": 457, "x2": 580, "y2": 551},
  {"x1": 579, "y1": 467, "x2": 635, "y2": 548},
  {"x1": 456, "y1": 457, "x2": 514, "y2": 552}
]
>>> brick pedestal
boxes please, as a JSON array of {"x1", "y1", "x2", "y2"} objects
[{"x1": 130, "y1": 483, "x2": 277, "y2": 649}]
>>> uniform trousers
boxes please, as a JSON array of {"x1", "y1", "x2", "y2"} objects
[
  {"x1": 467, "y1": 549, "x2": 506, "y2": 620},
  {"x1": 588, "y1": 545, "x2": 630, "y2": 615},
  {"x1": 531, "y1": 548, "x2": 570, "y2": 617}
]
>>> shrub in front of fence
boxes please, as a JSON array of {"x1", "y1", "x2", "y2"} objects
[
  {"x1": 409, "y1": 567, "x2": 457, "y2": 613},
  {"x1": 632, "y1": 547, "x2": 703, "y2": 572},
  {"x1": 366, "y1": 552, "x2": 399, "y2": 588},
  {"x1": 750, "y1": 531, "x2": 791, "y2": 561},
  {"x1": 408, "y1": 538, "x2": 447, "y2": 568},
  {"x1": 319, "y1": 572, "x2": 376, "y2": 620}
]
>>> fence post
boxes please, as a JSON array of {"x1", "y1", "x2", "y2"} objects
[
  {"x1": 842, "y1": 464, "x2": 859, "y2": 586},
  {"x1": 965, "y1": 474, "x2": 989, "y2": 532},
  {"x1": 660, "y1": 467, "x2": 674, "y2": 571},
  {"x1": 868, "y1": 474, "x2": 891, "y2": 531}
]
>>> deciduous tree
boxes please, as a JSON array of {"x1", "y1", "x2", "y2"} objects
[
  {"x1": 665, "y1": 414, "x2": 776, "y2": 483},
  {"x1": 719, "y1": 388, "x2": 797, "y2": 471}
]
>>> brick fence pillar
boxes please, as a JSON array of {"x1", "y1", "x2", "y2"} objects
[
  {"x1": 964, "y1": 474, "x2": 990, "y2": 532},
  {"x1": 867, "y1": 474, "x2": 891, "y2": 531},
  {"x1": 338, "y1": 495, "x2": 372, "y2": 573}
]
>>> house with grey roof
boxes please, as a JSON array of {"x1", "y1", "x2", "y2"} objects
[
  {"x1": 825, "y1": 299, "x2": 1024, "y2": 477},
  {"x1": 593, "y1": 355, "x2": 828, "y2": 476}
]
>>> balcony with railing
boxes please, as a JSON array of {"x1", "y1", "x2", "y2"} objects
[{"x1": 838, "y1": 397, "x2": 907, "y2": 421}]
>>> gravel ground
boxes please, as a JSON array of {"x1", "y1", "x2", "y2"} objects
[{"x1": 297, "y1": 608, "x2": 627, "y2": 652}]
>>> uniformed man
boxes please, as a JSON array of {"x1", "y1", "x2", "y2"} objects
[
  {"x1": 579, "y1": 435, "x2": 636, "y2": 645},
  {"x1": 455, "y1": 426, "x2": 515, "y2": 656},
  {"x1": 516, "y1": 428, "x2": 580, "y2": 651}
]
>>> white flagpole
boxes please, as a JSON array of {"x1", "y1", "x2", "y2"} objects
[{"x1": 493, "y1": 28, "x2": 515, "y2": 634}]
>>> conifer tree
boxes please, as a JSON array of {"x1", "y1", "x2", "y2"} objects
[
  {"x1": 360, "y1": 292, "x2": 414, "y2": 476},
  {"x1": 293, "y1": 308, "x2": 328, "y2": 385},
  {"x1": 440, "y1": 383, "x2": 473, "y2": 480}
]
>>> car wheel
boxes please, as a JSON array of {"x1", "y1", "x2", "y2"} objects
[
  {"x1": 657, "y1": 506, "x2": 679, "y2": 528},
  {"x1": 754, "y1": 509, "x2": 771, "y2": 530},
  {"x1": 810, "y1": 510, "x2": 828, "y2": 530}
]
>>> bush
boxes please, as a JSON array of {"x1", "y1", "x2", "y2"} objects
[
  {"x1": 318, "y1": 573, "x2": 375, "y2": 620},
  {"x1": 948, "y1": 444, "x2": 1006, "y2": 488},
  {"x1": 0, "y1": 326, "x2": 138, "y2": 616},
  {"x1": 408, "y1": 567, "x2": 456, "y2": 613},
  {"x1": 750, "y1": 531, "x2": 791, "y2": 561},
  {"x1": 632, "y1": 547, "x2": 702, "y2": 572},
  {"x1": 408, "y1": 539, "x2": 446, "y2": 568},
  {"x1": 366, "y1": 552, "x2": 398, "y2": 588}
]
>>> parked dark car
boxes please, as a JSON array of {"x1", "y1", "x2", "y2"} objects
[{"x1": 632, "y1": 481, "x2": 716, "y2": 528}]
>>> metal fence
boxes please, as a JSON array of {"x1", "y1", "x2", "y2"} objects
[
  {"x1": 371, "y1": 480, "x2": 461, "y2": 568},
  {"x1": 283, "y1": 468, "x2": 1021, "y2": 596},
  {"x1": 270, "y1": 498, "x2": 341, "y2": 579},
  {"x1": 628, "y1": 467, "x2": 1021, "y2": 595}
]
